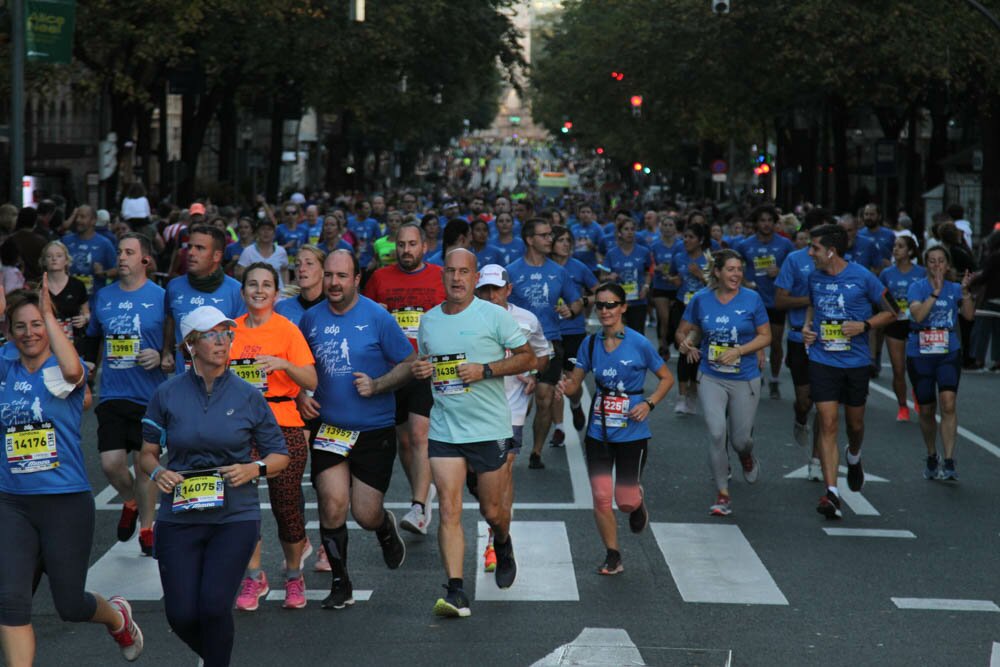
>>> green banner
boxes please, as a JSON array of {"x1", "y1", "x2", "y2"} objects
[{"x1": 25, "y1": 0, "x2": 76, "y2": 64}]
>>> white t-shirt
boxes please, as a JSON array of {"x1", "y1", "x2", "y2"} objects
[
  {"x1": 505, "y1": 303, "x2": 553, "y2": 426},
  {"x1": 955, "y1": 219, "x2": 973, "y2": 247},
  {"x1": 121, "y1": 196, "x2": 151, "y2": 221},
  {"x1": 237, "y1": 243, "x2": 289, "y2": 288}
]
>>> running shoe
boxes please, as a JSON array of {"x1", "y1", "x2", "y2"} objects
[
  {"x1": 597, "y1": 550, "x2": 624, "y2": 576},
  {"x1": 322, "y1": 577, "x2": 354, "y2": 610},
  {"x1": 235, "y1": 573, "x2": 269, "y2": 611},
  {"x1": 769, "y1": 381, "x2": 781, "y2": 400},
  {"x1": 433, "y1": 585, "x2": 471, "y2": 618},
  {"x1": 377, "y1": 511, "x2": 406, "y2": 569},
  {"x1": 425, "y1": 484, "x2": 436, "y2": 529},
  {"x1": 816, "y1": 490, "x2": 842, "y2": 519},
  {"x1": 674, "y1": 397, "x2": 687, "y2": 415},
  {"x1": 709, "y1": 493, "x2": 732, "y2": 516},
  {"x1": 528, "y1": 453, "x2": 545, "y2": 469},
  {"x1": 108, "y1": 596, "x2": 143, "y2": 662},
  {"x1": 400, "y1": 504, "x2": 429, "y2": 535},
  {"x1": 117, "y1": 502, "x2": 139, "y2": 542},
  {"x1": 793, "y1": 420, "x2": 810, "y2": 448},
  {"x1": 923, "y1": 454, "x2": 941, "y2": 480},
  {"x1": 283, "y1": 576, "x2": 307, "y2": 610},
  {"x1": 845, "y1": 449, "x2": 864, "y2": 491},
  {"x1": 494, "y1": 536, "x2": 517, "y2": 589},
  {"x1": 314, "y1": 547, "x2": 332, "y2": 572},
  {"x1": 572, "y1": 404, "x2": 586, "y2": 431},
  {"x1": 483, "y1": 544, "x2": 496, "y2": 572},
  {"x1": 739, "y1": 453, "x2": 760, "y2": 484},
  {"x1": 550, "y1": 428, "x2": 566, "y2": 448},
  {"x1": 628, "y1": 502, "x2": 649, "y2": 534},
  {"x1": 807, "y1": 457, "x2": 823, "y2": 481},
  {"x1": 282, "y1": 538, "x2": 313, "y2": 570},
  {"x1": 138, "y1": 528, "x2": 154, "y2": 557},
  {"x1": 940, "y1": 458, "x2": 958, "y2": 481},
  {"x1": 896, "y1": 406, "x2": 910, "y2": 422}
]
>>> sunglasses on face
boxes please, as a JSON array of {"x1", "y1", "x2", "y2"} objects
[
  {"x1": 197, "y1": 330, "x2": 235, "y2": 344},
  {"x1": 594, "y1": 301, "x2": 624, "y2": 310}
]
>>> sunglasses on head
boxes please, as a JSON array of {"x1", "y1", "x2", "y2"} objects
[{"x1": 594, "y1": 301, "x2": 624, "y2": 310}]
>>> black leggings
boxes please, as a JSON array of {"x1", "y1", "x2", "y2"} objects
[
  {"x1": 156, "y1": 520, "x2": 260, "y2": 667},
  {"x1": 624, "y1": 303, "x2": 647, "y2": 333},
  {"x1": 584, "y1": 437, "x2": 648, "y2": 513},
  {"x1": 0, "y1": 491, "x2": 98, "y2": 626}
]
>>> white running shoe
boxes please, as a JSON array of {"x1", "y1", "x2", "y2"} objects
[
  {"x1": 400, "y1": 504, "x2": 429, "y2": 535},
  {"x1": 793, "y1": 421, "x2": 810, "y2": 448},
  {"x1": 807, "y1": 457, "x2": 823, "y2": 481}
]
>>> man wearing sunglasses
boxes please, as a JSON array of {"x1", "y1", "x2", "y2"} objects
[{"x1": 507, "y1": 218, "x2": 583, "y2": 470}]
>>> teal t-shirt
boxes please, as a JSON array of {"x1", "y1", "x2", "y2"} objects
[{"x1": 417, "y1": 298, "x2": 527, "y2": 443}]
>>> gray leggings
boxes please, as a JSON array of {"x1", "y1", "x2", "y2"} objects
[
  {"x1": 0, "y1": 491, "x2": 97, "y2": 626},
  {"x1": 697, "y1": 373, "x2": 761, "y2": 491}
]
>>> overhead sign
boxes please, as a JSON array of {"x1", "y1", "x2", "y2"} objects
[
  {"x1": 710, "y1": 159, "x2": 728, "y2": 174},
  {"x1": 25, "y1": 0, "x2": 76, "y2": 64},
  {"x1": 538, "y1": 172, "x2": 570, "y2": 188}
]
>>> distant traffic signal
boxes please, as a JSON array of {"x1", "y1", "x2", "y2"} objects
[
  {"x1": 561, "y1": 121, "x2": 573, "y2": 134},
  {"x1": 611, "y1": 71, "x2": 625, "y2": 81},
  {"x1": 596, "y1": 147, "x2": 604, "y2": 155},
  {"x1": 712, "y1": 0, "x2": 730, "y2": 14},
  {"x1": 633, "y1": 162, "x2": 643, "y2": 172}
]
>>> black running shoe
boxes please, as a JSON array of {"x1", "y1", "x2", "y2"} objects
[
  {"x1": 377, "y1": 511, "x2": 406, "y2": 569},
  {"x1": 572, "y1": 404, "x2": 586, "y2": 431},
  {"x1": 846, "y1": 450, "x2": 864, "y2": 491},
  {"x1": 528, "y1": 453, "x2": 545, "y2": 469},
  {"x1": 117, "y1": 504, "x2": 139, "y2": 542},
  {"x1": 493, "y1": 536, "x2": 517, "y2": 589},
  {"x1": 628, "y1": 502, "x2": 649, "y2": 534},
  {"x1": 597, "y1": 550, "x2": 624, "y2": 575},
  {"x1": 549, "y1": 429, "x2": 565, "y2": 448},
  {"x1": 816, "y1": 490, "x2": 842, "y2": 519},
  {"x1": 433, "y1": 585, "x2": 471, "y2": 618},
  {"x1": 321, "y1": 577, "x2": 354, "y2": 610}
]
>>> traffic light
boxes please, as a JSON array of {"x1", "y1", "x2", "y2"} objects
[
  {"x1": 633, "y1": 162, "x2": 643, "y2": 172},
  {"x1": 596, "y1": 147, "x2": 604, "y2": 155},
  {"x1": 630, "y1": 95, "x2": 643, "y2": 118},
  {"x1": 561, "y1": 121, "x2": 573, "y2": 134},
  {"x1": 712, "y1": 0, "x2": 730, "y2": 14},
  {"x1": 610, "y1": 71, "x2": 625, "y2": 81}
]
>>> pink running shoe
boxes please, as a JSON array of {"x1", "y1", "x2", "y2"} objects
[
  {"x1": 283, "y1": 576, "x2": 307, "y2": 609},
  {"x1": 235, "y1": 573, "x2": 269, "y2": 611}
]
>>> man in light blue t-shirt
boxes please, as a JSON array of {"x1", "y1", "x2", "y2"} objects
[{"x1": 413, "y1": 249, "x2": 533, "y2": 619}]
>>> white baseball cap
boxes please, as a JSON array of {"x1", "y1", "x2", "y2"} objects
[
  {"x1": 476, "y1": 264, "x2": 509, "y2": 288},
  {"x1": 96, "y1": 209, "x2": 111, "y2": 227},
  {"x1": 180, "y1": 306, "x2": 237, "y2": 340}
]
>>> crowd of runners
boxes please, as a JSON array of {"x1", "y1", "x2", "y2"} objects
[{"x1": 0, "y1": 187, "x2": 998, "y2": 666}]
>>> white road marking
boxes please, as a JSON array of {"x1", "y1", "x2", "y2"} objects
[
  {"x1": 990, "y1": 642, "x2": 1000, "y2": 667},
  {"x1": 837, "y1": 479, "x2": 879, "y2": 516},
  {"x1": 562, "y1": 384, "x2": 595, "y2": 510},
  {"x1": 869, "y1": 381, "x2": 1000, "y2": 460},
  {"x1": 531, "y1": 628, "x2": 647, "y2": 666},
  {"x1": 652, "y1": 523, "x2": 788, "y2": 605},
  {"x1": 86, "y1": 535, "x2": 162, "y2": 601},
  {"x1": 784, "y1": 464, "x2": 888, "y2": 482},
  {"x1": 891, "y1": 598, "x2": 1000, "y2": 612},
  {"x1": 474, "y1": 521, "x2": 579, "y2": 602},
  {"x1": 306, "y1": 520, "x2": 360, "y2": 531},
  {"x1": 264, "y1": 588, "x2": 372, "y2": 602},
  {"x1": 823, "y1": 528, "x2": 915, "y2": 538}
]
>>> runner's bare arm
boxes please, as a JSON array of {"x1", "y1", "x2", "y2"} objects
[{"x1": 369, "y1": 350, "x2": 418, "y2": 395}]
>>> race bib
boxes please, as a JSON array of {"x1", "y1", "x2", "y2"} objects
[
  {"x1": 74, "y1": 274, "x2": 94, "y2": 294},
  {"x1": 820, "y1": 320, "x2": 850, "y2": 352},
  {"x1": 106, "y1": 334, "x2": 140, "y2": 363},
  {"x1": 172, "y1": 471, "x2": 225, "y2": 512},
  {"x1": 393, "y1": 307, "x2": 424, "y2": 340},
  {"x1": 5, "y1": 422, "x2": 58, "y2": 474},
  {"x1": 918, "y1": 328, "x2": 949, "y2": 355},
  {"x1": 313, "y1": 424, "x2": 361, "y2": 457},
  {"x1": 622, "y1": 281, "x2": 638, "y2": 301},
  {"x1": 594, "y1": 393, "x2": 629, "y2": 428},
  {"x1": 59, "y1": 319, "x2": 75, "y2": 341},
  {"x1": 431, "y1": 353, "x2": 469, "y2": 395},
  {"x1": 708, "y1": 341, "x2": 740, "y2": 374},
  {"x1": 230, "y1": 358, "x2": 268, "y2": 392},
  {"x1": 574, "y1": 237, "x2": 590, "y2": 251},
  {"x1": 309, "y1": 232, "x2": 320, "y2": 245},
  {"x1": 683, "y1": 291, "x2": 695, "y2": 305},
  {"x1": 753, "y1": 255, "x2": 776, "y2": 276},
  {"x1": 896, "y1": 298, "x2": 910, "y2": 320}
]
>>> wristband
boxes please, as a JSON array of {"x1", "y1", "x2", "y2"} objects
[
  {"x1": 643, "y1": 399, "x2": 656, "y2": 411},
  {"x1": 150, "y1": 466, "x2": 164, "y2": 481},
  {"x1": 863, "y1": 321, "x2": 871, "y2": 333},
  {"x1": 930, "y1": 292, "x2": 939, "y2": 299}
]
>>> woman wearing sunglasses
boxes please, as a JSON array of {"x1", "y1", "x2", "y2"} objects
[
  {"x1": 675, "y1": 249, "x2": 771, "y2": 517},
  {"x1": 140, "y1": 306, "x2": 289, "y2": 667},
  {"x1": 558, "y1": 283, "x2": 673, "y2": 576}
]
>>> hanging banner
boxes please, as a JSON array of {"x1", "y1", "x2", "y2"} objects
[{"x1": 26, "y1": 0, "x2": 76, "y2": 64}]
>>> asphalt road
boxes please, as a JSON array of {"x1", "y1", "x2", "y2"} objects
[{"x1": 22, "y1": 352, "x2": 1000, "y2": 667}]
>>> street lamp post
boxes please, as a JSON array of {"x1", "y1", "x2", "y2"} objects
[{"x1": 10, "y1": 0, "x2": 25, "y2": 204}]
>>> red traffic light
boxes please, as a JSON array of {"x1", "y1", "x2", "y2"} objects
[
  {"x1": 611, "y1": 71, "x2": 624, "y2": 81},
  {"x1": 754, "y1": 163, "x2": 771, "y2": 176},
  {"x1": 596, "y1": 147, "x2": 604, "y2": 155},
  {"x1": 633, "y1": 162, "x2": 643, "y2": 172},
  {"x1": 630, "y1": 95, "x2": 643, "y2": 108},
  {"x1": 563, "y1": 121, "x2": 573, "y2": 129}
]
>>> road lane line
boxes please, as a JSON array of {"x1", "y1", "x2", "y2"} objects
[
  {"x1": 531, "y1": 628, "x2": 647, "y2": 666},
  {"x1": 265, "y1": 589, "x2": 372, "y2": 602},
  {"x1": 784, "y1": 465, "x2": 888, "y2": 482},
  {"x1": 562, "y1": 384, "x2": 594, "y2": 510},
  {"x1": 86, "y1": 535, "x2": 162, "y2": 601},
  {"x1": 474, "y1": 521, "x2": 579, "y2": 602},
  {"x1": 836, "y1": 479, "x2": 879, "y2": 516},
  {"x1": 652, "y1": 523, "x2": 788, "y2": 605},
  {"x1": 823, "y1": 528, "x2": 915, "y2": 538},
  {"x1": 990, "y1": 642, "x2": 1000, "y2": 667},
  {"x1": 892, "y1": 598, "x2": 999, "y2": 612},
  {"x1": 869, "y1": 381, "x2": 1000, "y2": 459}
]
